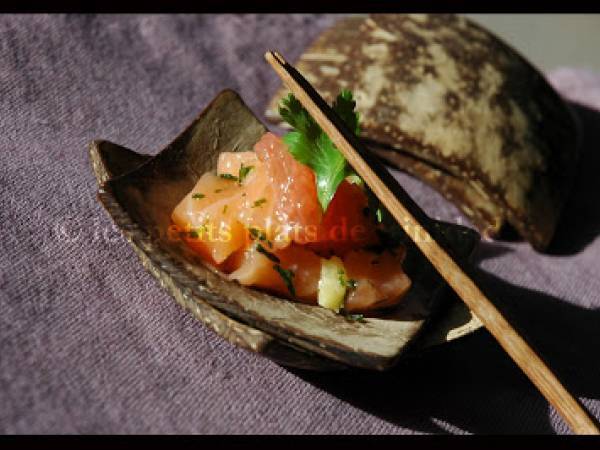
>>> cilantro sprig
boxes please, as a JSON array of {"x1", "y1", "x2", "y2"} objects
[
  {"x1": 279, "y1": 89, "x2": 405, "y2": 247},
  {"x1": 279, "y1": 90, "x2": 361, "y2": 212}
]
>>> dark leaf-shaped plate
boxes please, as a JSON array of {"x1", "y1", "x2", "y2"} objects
[{"x1": 91, "y1": 90, "x2": 482, "y2": 371}]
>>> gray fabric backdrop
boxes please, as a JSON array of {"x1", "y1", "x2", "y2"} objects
[{"x1": 1, "y1": 14, "x2": 599, "y2": 435}]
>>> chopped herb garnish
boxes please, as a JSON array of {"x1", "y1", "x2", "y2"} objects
[
  {"x1": 256, "y1": 243, "x2": 280, "y2": 263},
  {"x1": 279, "y1": 90, "x2": 361, "y2": 212},
  {"x1": 346, "y1": 279, "x2": 358, "y2": 289},
  {"x1": 222, "y1": 205, "x2": 228, "y2": 214},
  {"x1": 278, "y1": 89, "x2": 405, "y2": 252},
  {"x1": 345, "y1": 313, "x2": 366, "y2": 323},
  {"x1": 188, "y1": 230, "x2": 199, "y2": 239},
  {"x1": 214, "y1": 188, "x2": 224, "y2": 193},
  {"x1": 219, "y1": 173, "x2": 238, "y2": 181},
  {"x1": 336, "y1": 267, "x2": 357, "y2": 289},
  {"x1": 249, "y1": 227, "x2": 267, "y2": 241},
  {"x1": 238, "y1": 164, "x2": 254, "y2": 185},
  {"x1": 346, "y1": 173, "x2": 364, "y2": 186},
  {"x1": 191, "y1": 193, "x2": 205, "y2": 200},
  {"x1": 337, "y1": 268, "x2": 346, "y2": 288},
  {"x1": 252, "y1": 198, "x2": 267, "y2": 208},
  {"x1": 273, "y1": 264, "x2": 296, "y2": 297}
]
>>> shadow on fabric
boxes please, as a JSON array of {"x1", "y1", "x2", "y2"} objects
[
  {"x1": 287, "y1": 101, "x2": 600, "y2": 434},
  {"x1": 546, "y1": 102, "x2": 600, "y2": 255},
  {"x1": 289, "y1": 260, "x2": 600, "y2": 434}
]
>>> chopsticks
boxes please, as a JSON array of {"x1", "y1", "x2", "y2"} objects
[{"x1": 265, "y1": 50, "x2": 600, "y2": 435}]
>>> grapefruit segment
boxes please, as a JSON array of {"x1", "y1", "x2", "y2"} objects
[
  {"x1": 307, "y1": 180, "x2": 379, "y2": 257},
  {"x1": 253, "y1": 132, "x2": 322, "y2": 247}
]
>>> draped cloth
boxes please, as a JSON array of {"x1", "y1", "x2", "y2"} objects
[{"x1": 1, "y1": 14, "x2": 599, "y2": 434}]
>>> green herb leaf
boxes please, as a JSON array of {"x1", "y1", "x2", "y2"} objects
[
  {"x1": 219, "y1": 173, "x2": 238, "y2": 181},
  {"x1": 345, "y1": 313, "x2": 366, "y2": 323},
  {"x1": 282, "y1": 131, "x2": 315, "y2": 166},
  {"x1": 238, "y1": 164, "x2": 254, "y2": 185},
  {"x1": 318, "y1": 133, "x2": 355, "y2": 211},
  {"x1": 332, "y1": 89, "x2": 361, "y2": 135},
  {"x1": 273, "y1": 264, "x2": 296, "y2": 297},
  {"x1": 249, "y1": 227, "x2": 267, "y2": 241},
  {"x1": 279, "y1": 90, "x2": 362, "y2": 212},
  {"x1": 336, "y1": 267, "x2": 358, "y2": 289},
  {"x1": 346, "y1": 173, "x2": 364, "y2": 186},
  {"x1": 279, "y1": 93, "x2": 320, "y2": 140},
  {"x1": 252, "y1": 198, "x2": 267, "y2": 208},
  {"x1": 256, "y1": 243, "x2": 280, "y2": 263},
  {"x1": 191, "y1": 193, "x2": 205, "y2": 200},
  {"x1": 337, "y1": 268, "x2": 346, "y2": 288}
]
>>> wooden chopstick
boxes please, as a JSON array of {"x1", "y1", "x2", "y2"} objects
[{"x1": 265, "y1": 50, "x2": 600, "y2": 435}]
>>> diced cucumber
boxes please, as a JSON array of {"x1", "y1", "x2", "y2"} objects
[{"x1": 318, "y1": 256, "x2": 347, "y2": 313}]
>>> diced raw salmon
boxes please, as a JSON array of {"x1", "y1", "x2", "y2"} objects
[
  {"x1": 253, "y1": 132, "x2": 322, "y2": 247},
  {"x1": 171, "y1": 173, "x2": 247, "y2": 265},
  {"x1": 172, "y1": 132, "x2": 412, "y2": 313},
  {"x1": 229, "y1": 243, "x2": 321, "y2": 303},
  {"x1": 217, "y1": 151, "x2": 260, "y2": 178},
  {"x1": 343, "y1": 248, "x2": 411, "y2": 312},
  {"x1": 232, "y1": 161, "x2": 279, "y2": 243}
]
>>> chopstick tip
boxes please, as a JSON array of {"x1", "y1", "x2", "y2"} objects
[{"x1": 265, "y1": 50, "x2": 285, "y2": 66}]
